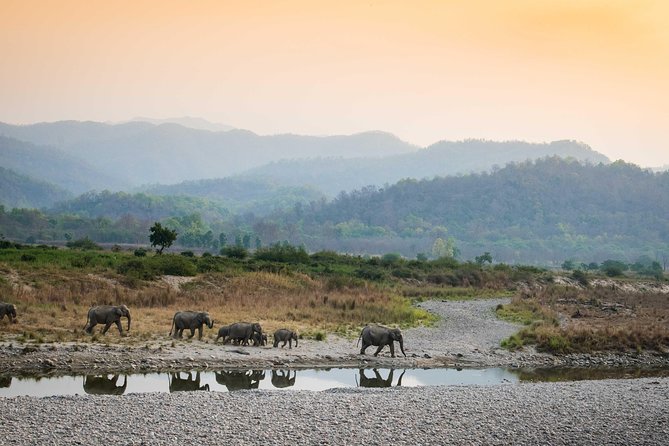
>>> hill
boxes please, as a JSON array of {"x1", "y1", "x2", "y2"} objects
[
  {"x1": 0, "y1": 166, "x2": 72, "y2": 209},
  {"x1": 0, "y1": 135, "x2": 122, "y2": 193},
  {"x1": 265, "y1": 158, "x2": 668, "y2": 263},
  {"x1": 139, "y1": 178, "x2": 324, "y2": 215},
  {"x1": 240, "y1": 139, "x2": 610, "y2": 195},
  {"x1": 0, "y1": 121, "x2": 418, "y2": 187}
]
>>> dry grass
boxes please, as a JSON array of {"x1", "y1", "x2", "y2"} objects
[
  {"x1": 501, "y1": 284, "x2": 669, "y2": 353},
  {"x1": 0, "y1": 269, "x2": 434, "y2": 344}
]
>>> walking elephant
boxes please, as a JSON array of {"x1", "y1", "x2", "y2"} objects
[
  {"x1": 271, "y1": 370, "x2": 296, "y2": 388},
  {"x1": 357, "y1": 369, "x2": 405, "y2": 388},
  {"x1": 168, "y1": 372, "x2": 210, "y2": 392},
  {"x1": 273, "y1": 328, "x2": 298, "y2": 348},
  {"x1": 252, "y1": 331, "x2": 268, "y2": 346},
  {"x1": 0, "y1": 302, "x2": 17, "y2": 323},
  {"x1": 215, "y1": 325, "x2": 230, "y2": 342},
  {"x1": 83, "y1": 375, "x2": 127, "y2": 395},
  {"x1": 84, "y1": 305, "x2": 131, "y2": 335},
  {"x1": 169, "y1": 311, "x2": 213, "y2": 340},
  {"x1": 223, "y1": 322, "x2": 263, "y2": 346},
  {"x1": 357, "y1": 324, "x2": 406, "y2": 358},
  {"x1": 214, "y1": 370, "x2": 265, "y2": 391}
]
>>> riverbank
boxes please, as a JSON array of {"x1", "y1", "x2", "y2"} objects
[
  {"x1": 1, "y1": 299, "x2": 667, "y2": 377},
  {"x1": 2, "y1": 377, "x2": 667, "y2": 445}
]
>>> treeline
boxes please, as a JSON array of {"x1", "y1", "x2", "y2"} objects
[{"x1": 1, "y1": 158, "x2": 668, "y2": 265}]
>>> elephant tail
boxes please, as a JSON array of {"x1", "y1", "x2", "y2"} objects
[
  {"x1": 356, "y1": 328, "x2": 364, "y2": 347},
  {"x1": 169, "y1": 314, "x2": 176, "y2": 336}
]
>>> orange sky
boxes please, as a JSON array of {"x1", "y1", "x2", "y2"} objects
[{"x1": 1, "y1": 0, "x2": 668, "y2": 166}]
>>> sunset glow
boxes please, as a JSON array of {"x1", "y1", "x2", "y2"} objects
[{"x1": 1, "y1": 0, "x2": 668, "y2": 165}]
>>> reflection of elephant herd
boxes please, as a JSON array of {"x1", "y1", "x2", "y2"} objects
[
  {"x1": 2, "y1": 301, "x2": 407, "y2": 358},
  {"x1": 54, "y1": 368, "x2": 404, "y2": 395}
]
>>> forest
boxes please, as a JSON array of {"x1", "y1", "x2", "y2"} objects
[{"x1": 1, "y1": 157, "x2": 667, "y2": 266}]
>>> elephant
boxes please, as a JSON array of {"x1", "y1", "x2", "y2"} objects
[
  {"x1": 214, "y1": 370, "x2": 265, "y2": 391},
  {"x1": 83, "y1": 374, "x2": 127, "y2": 395},
  {"x1": 357, "y1": 324, "x2": 406, "y2": 358},
  {"x1": 168, "y1": 371, "x2": 210, "y2": 392},
  {"x1": 252, "y1": 331, "x2": 268, "y2": 346},
  {"x1": 273, "y1": 328, "x2": 298, "y2": 348},
  {"x1": 169, "y1": 311, "x2": 213, "y2": 340},
  {"x1": 215, "y1": 324, "x2": 230, "y2": 342},
  {"x1": 271, "y1": 370, "x2": 296, "y2": 388},
  {"x1": 357, "y1": 369, "x2": 405, "y2": 388},
  {"x1": 0, "y1": 302, "x2": 17, "y2": 323},
  {"x1": 223, "y1": 322, "x2": 263, "y2": 346},
  {"x1": 84, "y1": 304, "x2": 131, "y2": 335}
]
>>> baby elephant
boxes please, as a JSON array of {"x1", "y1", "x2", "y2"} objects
[
  {"x1": 215, "y1": 325, "x2": 230, "y2": 343},
  {"x1": 273, "y1": 328, "x2": 298, "y2": 348},
  {"x1": 0, "y1": 302, "x2": 17, "y2": 324},
  {"x1": 252, "y1": 331, "x2": 268, "y2": 346}
]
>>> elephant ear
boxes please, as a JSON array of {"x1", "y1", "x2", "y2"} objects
[{"x1": 115, "y1": 308, "x2": 123, "y2": 316}]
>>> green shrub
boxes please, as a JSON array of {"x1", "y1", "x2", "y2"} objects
[
  {"x1": 221, "y1": 246, "x2": 248, "y2": 259},
  {"x1": 66, "y1": 237, "x2": 102, "y2": 250},
  {"x1": 148, "y1": 255, "x2": 197, "y2": 276},
  {"x1": 134, "y1": 248, "x2": 147, "y2": 257}
]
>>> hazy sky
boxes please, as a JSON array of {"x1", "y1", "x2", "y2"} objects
[{"x1": 1, "y1": 0, "x2": 668, "y2": 166}]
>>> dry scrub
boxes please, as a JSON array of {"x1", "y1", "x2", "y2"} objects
[{"x1": 0, "y1": 269, "x2": 433, "y2": 344}]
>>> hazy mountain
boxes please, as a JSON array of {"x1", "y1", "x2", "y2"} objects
[
  {"x1": 0, "y1": 121, "x2": 418, "y2": 186},
  {"x1": 128, "y1": 116, "x2": 234, "y2": 132},
  {"x1": 139, "y1": 177, "x2": 324, "y2": 215},
  {"x1": 0, "y1": 166, "x2": 72, "y2": 209},
  {"x1": 267, "y1": 158, "x2": 668, "y2": 263},
  {"x1": 0, "y1": 135, "x2": 123, "y2": 193},
  {"x1": 241, "y1": 139, "x2": 611, "y2": 195}
]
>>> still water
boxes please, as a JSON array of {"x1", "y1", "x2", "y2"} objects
[{"x1": 0, "y1": 367, "x2": 667, "y2": 397}]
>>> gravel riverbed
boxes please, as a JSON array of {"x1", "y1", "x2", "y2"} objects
[{"x1": 1, "y1": 377, "x2": 668, "y2": 445}]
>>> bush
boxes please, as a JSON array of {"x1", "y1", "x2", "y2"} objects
[
  {"x1": 117, "y1": 259, "x2": 153, "y2": 280},
  {"x1": 134, "y1": 248, "x2": 147, "y2": 257},
  {"x1": 66, "y1": 238, "x2": 102, "y2": 250},
  {"x1": 149, "y1": 255, "x2": 197, "y2": 276},
  {"x1": 180, "y1": 251, "x2": 195, "y2": 257},
  {"x1": 254, "y1": 243, "x2": 309, "y2": 263},
  {"x1": 221, "y1": 246, "x2": 248, "y2": 259}
]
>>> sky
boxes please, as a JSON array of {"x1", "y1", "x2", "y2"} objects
[{"x1": 1, "y1": 0, "x2": 668, "y2": 166}]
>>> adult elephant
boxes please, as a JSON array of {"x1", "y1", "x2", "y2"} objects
[
  {"x1": 169, "y1": 311, "x2": 213, "y2": 340},
  {"x1": 0, "y1": 302, "x2": 17, "y2": 323},
  {"x1": 273, "y1": 328, "x2": 298, "y2": 348},
  {"x1": 83, "y1": 375, "x2": 127, "y2": 395},
  {"x1": 84, "y1": 305, "x2": 131, "y2": 335},
  {"x1": 214, "y1": 370, "x2": 265, "y2": 391},
  {"x1": 168, "y1": 371, "x2": 210, "y2": 392},
  {"x1": 358, "y1": 369, "x2": 405, "y2": 388},
  {"x1": 271, "y1": 370, "x2": 296, "y2": 388},
  {"x1": 224, "y1": 322, "x2": 263, "y2": 346},
  {"x1": 357, "y1": 324, "x2": 406, "y2": 358}
]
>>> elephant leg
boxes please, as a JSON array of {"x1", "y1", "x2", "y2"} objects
[
  {"x1": 288, "y1": 340, "x2": 292, "y2": 349},
  {"x1": 86, "y1": 322, "x2": 97, "y2": 334},
  {"x1": 373, "y1": 344, "x2": 385, "y2": 356},
  {"x1": 115, "y1": 320, "x2": 123, "y2": 335},
  {"x1": 273, "y1": 339, "x2": 278, "y2": 347},
  {"x1": 282, "y1": 340, "x2": 287, "y2": 348},
  {"x1": 198, "y1": 326, "x2": 203, "y2": 340},
  {"x1": 360, "y1": 342, "x2": 370, "y2": 355},
  {"x1": 102, "y1": 322, "x2": 113, "y2": 334},
  {"x1": 188, "y1": 328, "x2": 196, "y2": 338},
  {"x1": 389, "y1": 342, "x2": 395, "y2": 358}
]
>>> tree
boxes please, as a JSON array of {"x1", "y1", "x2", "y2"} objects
[
  {"x1": 475, "y1": 252, "x2": 493, "y2": 266},
  {"x1": 149, "y1": 222, "x2": 177, "y2": 254},
  {"x1": 219, "y1": 232, "x2": 227, "y2": 247}
]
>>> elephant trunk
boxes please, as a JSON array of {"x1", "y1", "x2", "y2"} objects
[
  {"x1": 126, "y1": 312, "x2": 131, "y2": 332},
  {"x1": 399, "y1": 338, "x2": 406, "y2": 357}
]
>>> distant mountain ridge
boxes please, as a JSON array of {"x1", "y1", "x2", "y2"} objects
[
  {"x1": 240, "y1": 139, "x2": 610, "y2": 195},
  {"x1": 0, "y1": 166, "x2": 72, "y2": 209},
  {"x1": 127, "y1": 116, "x2": 234, "y2": 132}
]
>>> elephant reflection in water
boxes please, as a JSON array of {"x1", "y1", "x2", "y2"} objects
[
  {"x1": 83, "y1": 375, "x2": 127, "y2": 395},
  {"x1": 214, "y1": 370, "x2": 266, "y2": 391},
  {"x1": 357, "y1": 369, "x2": 405, "y2": 388},
  {"x1": 168, "y1": 371, "x2": 210, "y2": 392},
  {"x1": 271, "y1": 370, "x2": 296, "y2": 388},
  {"x1": 0, "y1": 376, "x2": 12, "y2": 388}
]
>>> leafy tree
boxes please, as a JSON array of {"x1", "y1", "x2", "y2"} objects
[
  {"x1": 149, "y1": 222, "x2": 177, "y2": 254},
  {"x1": 475, "y1": 252, "x2": 493, "y2": 266},
  {"x1": 221, "y1": 245, "x2": 248, "y2": 259},
  {"x1": 219, "y1": 232, "x2": 227, "y2": 247},
  {"x1": 242, "y1": 233, "x2": 251, "y2": 249},
  {"x1": 561, "y1": 259, "x2": 576, "y2": 271}
]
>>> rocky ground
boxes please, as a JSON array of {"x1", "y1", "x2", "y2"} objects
[
  {"x1": 2, "y1": 298, "x2": 669, "y2": 445},
  {"x1": 1, "y1": 298, "x2": 668, "y2": 377},
  {"x1": 1, "y1": 378, "x2": 667, "y2": 445}
]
